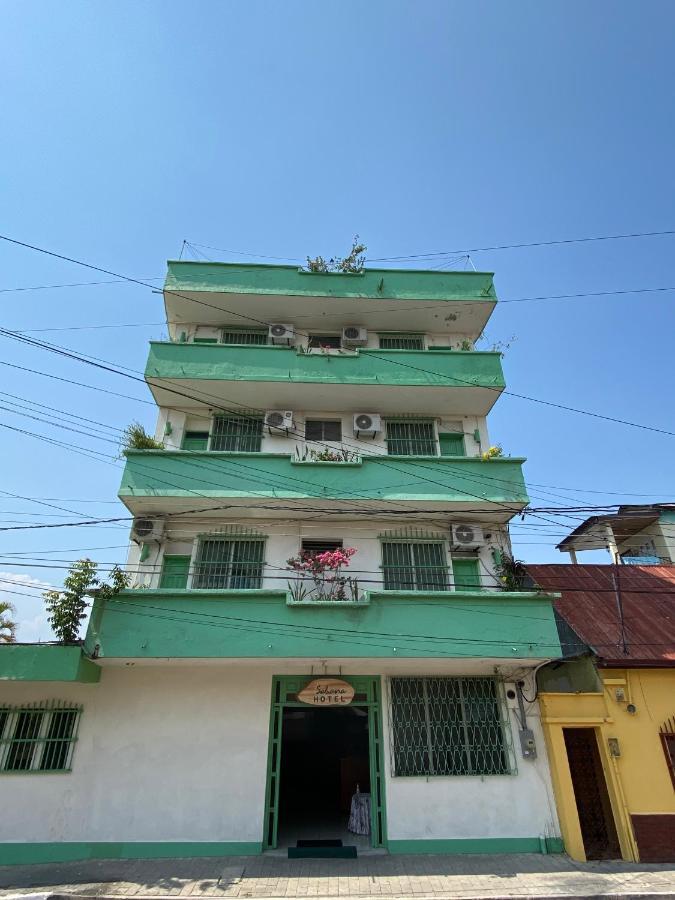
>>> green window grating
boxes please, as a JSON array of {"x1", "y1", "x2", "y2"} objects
[
  {"x1": 378, "y1": 334, "x2": 425, "y2": 350},
  {"x1": 452, "y1": 557, "x2": 481, "y2": 589},
  {"x1": 386, "y1": 421, "x2": 437, "y2": 456},
  {"x1": 382, "y1": 541, "x2": 448, "y2": 591},
  {"x1": 210, "y1": 415, "x2": 263, "y2": 452},
  {"x1": 193, "y1": 337, "x2": 219, "y2": 344},
  {"x1": 221, "y1": 329, "x2": 268, "y2": 345},
  {"x1": 159, "y1": 555, "x2": 191, "y2": 589},
  {"x1": 388, "y1": 677, "x2": 512, "y2": 777},
  {"x1": 438, "y1": 433, "x2": 466, "y2": 456},
  {"x1": 182, "y1": 431, "x2": 209, "y2": 452},
  {"x1": 0, "y1": 702, "x2": 81, "y2": 773},
  {"x1": 193, "y1": 538, "x2": 265, "y2": 589}
]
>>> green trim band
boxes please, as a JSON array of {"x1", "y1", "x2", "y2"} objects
[
  {"x1": 0, "y1": 841, "x2": 262, "y2": 866},
  {"x1": 0, "y1": 645, "x2": 100, "y2": 683},
  {"x1": 388, "y1": 837, "x2": 564, "y2": 855}
]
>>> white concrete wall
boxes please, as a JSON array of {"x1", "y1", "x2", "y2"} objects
[
  {"x1": 380, "y1": 668, "x2": 560, "y2": 844},
  {"x1": 0, "y1": 663, "x2": 559, "y2": 847},
  {"x1": 128, "y1": 518, "x2": 510, "y2": 592},
  {"x1": 616, "y1": 521, "x2": 673, "y2": 563}
]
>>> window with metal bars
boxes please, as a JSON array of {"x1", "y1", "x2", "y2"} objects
[
  {"x1": 389, "y1": 677, "x2": 511, "y2": 777},
  {"x1": 0, "y1": 703, "x2": 81, "y2": 773},
  {"x1": 305, "y1": 420, "x2": 342, "y2": 442},
  {"x1": 308, "y1": 334, "x2": 341, "y2": 349},
  {"x1": 210, "y1": 415, "x2": 263, "y2": 452},
  {"x1": 378, "y1": 334, "x2": 425, "y2": 350},
  {"x1": 192, "y1": 538, "x2": 265, "y2": 589},
  {"x1": 381, "y1": 541, "x2": 448, "y2": 591},
  {"x1": 221, "y1": 329, "x2": 268, "y2": 345},
  {"x1": 386, "y1": 421, "x2": 437, "y2": 456}
]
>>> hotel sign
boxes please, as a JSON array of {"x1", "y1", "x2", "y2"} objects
[{"x1": 297, "y1": 678, "x2": 355, "y2": 706}]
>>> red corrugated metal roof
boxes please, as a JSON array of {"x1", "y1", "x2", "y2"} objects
[{"x1": 526, "y1": 564, "x2": 675, "y2": 666}]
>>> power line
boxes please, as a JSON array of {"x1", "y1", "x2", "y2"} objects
[
  {"x1": 364, "y1": 228, "x2": 675, "y2": 262},
  {"x1": 0, "y1": 360, "x2": 154, "y2": 405},
  {"x1": 1, "y1": 231, "x2": 673, "y2": 439}
]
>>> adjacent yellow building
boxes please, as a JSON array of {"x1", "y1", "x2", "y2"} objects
[{"x1": 529, "y1": 564, "x2": 675, "y2": 863}]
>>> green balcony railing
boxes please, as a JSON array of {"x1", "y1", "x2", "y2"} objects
[
  {"x1": 145, "y1": 343, "x2": 505, "y2": 391},
  {"x1": 85, "y1": 588, "x2": 560, "y2": 660},
  {"x1": 119, "y1": 451, "x2": 528, "y2": 506},
  {"x1": 165, "y1": 261, "x2": 497, "y2": 303}
]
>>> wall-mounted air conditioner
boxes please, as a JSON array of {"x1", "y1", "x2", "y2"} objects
[
  {"x1": 342, "y1": 326, "x2": 368, "y2": 347},
  {"x1": 265, "y1": 410, "x2": 294, "y2": 430},
  {"x1": 450, "y1": 523, "x2": 485, "y2": 550},
  {"x1": 268, "y1": 324, "x2": 295, "y2": 344},
  {"x1": 353, "y1": 413, "x2": 382, "y2": 436},
  {"x1": 131, "y1": 517, "x2": 165, "y2": 543}
]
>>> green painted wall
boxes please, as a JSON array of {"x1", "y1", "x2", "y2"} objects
[
  {"x1": 119, "y1": 452, "x2": 529, "y2": 505},
  {"x1": 165, "y1": 261, "x2": 497, "y2": 303},
  {"x1": 0, "y1": 841, "x2": 261, "y2": 865},
  {"x1": 87, "y1": 589, "x2": 561, "y2": 660},
  {"x1": 0, "y1": 645, "x2": 100, "y2": 682},
  {"x1": 145, "y1": 343, "x2": 505, "y2": 391}
]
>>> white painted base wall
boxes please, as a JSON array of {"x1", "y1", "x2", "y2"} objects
[{"x1": 0, "y1": 662, "x2": 560, "y2": 847}]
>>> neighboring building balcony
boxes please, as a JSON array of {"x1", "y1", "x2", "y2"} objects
[
  {"x1": 85, "y1": 587, "x2": 560, "y2": 661},
  {"x1": 119, "y1": 451, "x2": 529, "y2": 518},
  {"x1": 144, "y1": 342, "x2": 505, "y2": 415},
  {"x1": 163, "y1": 261, "x2": 497, "y2": 339}
]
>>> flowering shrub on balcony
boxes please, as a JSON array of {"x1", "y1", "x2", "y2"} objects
[{"x1": 286, "y1": 547, "x2": 359, "y2": 601}]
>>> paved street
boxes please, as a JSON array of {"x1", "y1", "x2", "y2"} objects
[{"x1": 1, "y1": 853, "x2": 674, "y2": 899}]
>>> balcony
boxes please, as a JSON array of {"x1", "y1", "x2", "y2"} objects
[
  {"x1": 119, "y1": 451, "x2": 528, "y2": 520},
  {"x1": 144, "y1": 343, "x2": 505, "y2": 414},
  {"x1": 163, "y1": 262, "x2": 497, "y2": 338},
  {"x1": 85, "y1": 588, "x2": 560, "y2": 661}
]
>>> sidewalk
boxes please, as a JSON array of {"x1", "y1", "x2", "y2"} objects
[{"x1": 1, "y1": 853, "x2": 675, "y2": 899}]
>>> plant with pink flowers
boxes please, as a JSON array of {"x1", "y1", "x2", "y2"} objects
[{"x1": 286, "y1": 547, "x2": 358, "y2": 601}]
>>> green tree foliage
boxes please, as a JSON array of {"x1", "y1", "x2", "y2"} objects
[
  {"x1": 43, "y1": 559, "x2": 130, "y2": 643},
  {"x1": 0, "y1": 600, "x2": 16, "y2": 643}
]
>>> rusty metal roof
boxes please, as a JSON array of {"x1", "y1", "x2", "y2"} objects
[{"x1": 526, "y1": 564, "x2": 675, "y2": 666}]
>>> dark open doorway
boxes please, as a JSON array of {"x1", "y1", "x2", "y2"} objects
[
  {"x1": 277, "y1": 706, "x2": 371, "y2": 849},
  {"x1": 563, "y1": 727, "x2": 621, "y2": 860}
]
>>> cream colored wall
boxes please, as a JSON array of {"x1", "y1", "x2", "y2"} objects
[
  {"x1": 127, "y1": 518, "x2": 509, "y2": 593},
  {"x1": 156, "y1": 407, "x2": 487, "y2": 458},
  {"x1": 616, "y1": 522, "x2": 671, "y2": 562}
]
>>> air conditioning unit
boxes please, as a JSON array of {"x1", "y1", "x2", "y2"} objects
[
  {"x1": 265, "y1": 410, "x2": 294, "y2": 430},
  {"x1": 353, "y1": 413, "x2": 382, "y2": 435},
  {"x1": 342, "y1": 326, "x2": 368, "y2": 347},
  {"x1": 131, "y1": 517, "x2": 165, "y2": 543},
  {"x1": 268, "y1": 323, "x2": 295, "y2": 344},
  {"x1": 450, "y1": 523, "x2": 485, "y2": 550}
]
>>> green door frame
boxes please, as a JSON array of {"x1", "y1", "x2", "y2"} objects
[{"x1": 263, "y1": 674, "x2": 387, "y2": 850}]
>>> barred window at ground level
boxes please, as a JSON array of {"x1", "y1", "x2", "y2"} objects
[
  {"x1": 388, "y1": 677, "x2": 512, "y2": 777},
  {"x1": 0, "y1": 703, "x2": 81, "y2": 773}
]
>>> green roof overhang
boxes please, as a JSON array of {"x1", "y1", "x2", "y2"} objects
[{"x1": 0, "y1": 645, "x2": 101, "y2": 682}]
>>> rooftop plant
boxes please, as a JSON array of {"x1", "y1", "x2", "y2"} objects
[
  {"x1": 306, "y1": 236, "x2": 367, "y2": 274},
  {"x1": 0, "y1": 600, "x2": 16, "y2": 643},
  {"x1": 121, "y1": 422, "x2": 164, "y2": 453},
  {"x1": 43, "y1": 559, "x2": 130, "y2": 643}
]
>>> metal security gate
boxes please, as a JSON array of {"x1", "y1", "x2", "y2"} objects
[{"x1": 263, "y1": 675, "x2": 387, "y2": 850}]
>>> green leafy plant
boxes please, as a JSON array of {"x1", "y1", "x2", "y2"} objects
[
  {"x1": 0, "y1": 600, "x2": 16, "y2": 643},
  {"x1": 43, "y1": 559, "x2": 130, "y2": 643},
  {"x1": 294, "y1": 445, "x2": 360, "y2": 463},
  {"x1": 121, "y1": 422, "x2": 164, "y2": 453},
  {"x1": 459, "y1": 339, "x2": 473, "y2": 351},
  {"x1": 306, "y1": 236, "x2": 367, "y2": 274},
  {"x1": 495, "y1": 554, "x2": 530, "y2": 592}
]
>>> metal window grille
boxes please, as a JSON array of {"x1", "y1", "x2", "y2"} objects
[
  {"x1": 388, "y1": 677, "x2": 513, "y2": 777},
  {"x1": 382, "y1": 542, "x2": 448, "y2": 591},
  {"x1": 378, "y1": 334, "x2": 425, "y2": 350},
  {"x1": 193, "y1": 538, "x2": 265, "y2": 589},
  {"x1": 221, "y1": 329, "x2": 268, "y2": 345},
  {"x1": 0, "y1": 702, "x2": 81, "y2": 773},
  {"x1": 305, "y1": 420, "x2": 342, "y2": 442},
  {"x1": 386, "y1": 421, "x2": 437, "y2": 456},
  {"x1": 210, "y1": 415, "x2": 263, "y2": 452},
  {"x1": 308, "y1": 334, "x2": 341, "y2": 348}
]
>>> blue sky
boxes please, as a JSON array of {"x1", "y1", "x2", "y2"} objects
[{"x1": 2, "y1": 1, "x2": 674, "y2": 639}]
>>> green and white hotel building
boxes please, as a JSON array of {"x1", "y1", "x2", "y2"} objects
[{"x1": 0, "y1": 263, "x2": 564, "y2": 863}]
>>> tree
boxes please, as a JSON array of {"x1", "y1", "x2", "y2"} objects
[
  {"x1": 306, "y1": 236, "x2": 367, "y2": 274},
  {"x1": 0, "y1": 600, "x2": 16, "y2": 643},
  {"x1": 43, "y1": 559, "x2": 130, "y2": 643}
]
